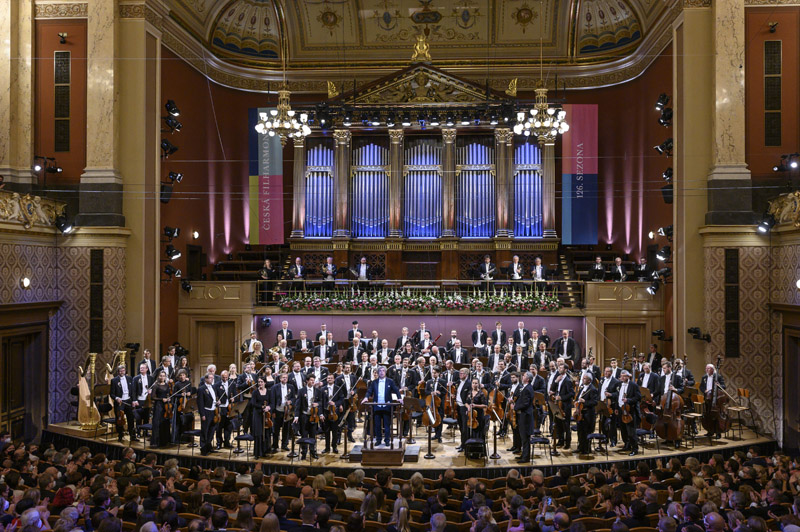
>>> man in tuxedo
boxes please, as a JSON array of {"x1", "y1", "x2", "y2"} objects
[
  {"x1": 376, "y1": 339, "x2": 393, "y2": 364},
  {"x1": 575, "y1": 373, "x2": 599, "y2": 455},
  {"x1": 454, "y1": 368, "x2": 472, "y2": 451},
  {"x1": 346, "y1": 337, "x2": 364, "y2": 365},
  {"x1": 321, "y1": 373, "x2": 345, "y2": 454},
  {"x1": 140, "y1": 349, "x2": 157, "y2": 376},
  {"x1": 366, "y1": 331, "x2": 382, "y2": 356},
  {"x1": 598, "y1": 366, "x2": 620, "y2": 448},
  {"x1": 609, "y1": 358, "x2": 622, "y2": 380},
  {"x1": 110, "y1": 365, "x2": 138, "y2": 442},
  {"x1": 321, "y1": 256, "x2": 337, "y2": 292},
  {"x1": 531, "y1": 256, "x2": 548, "y2": 291},
  {"x1": 214, "y1": 371, "x2": 236, "y2": 449},
  {"x1": 539, "y1": 328, "x2": 551, "y2": 348},
  {"x1": 478, "y1": 255, "x2": 496, "y2": 289},
  {"x1": 278, "y1": 321, "x2": 293, "y2": 343},
  {"x1": 132, "y1": 363, "x2": 152, "y2": 434},
  {"x1": 552, "y1": 330, "x2": 579, "y2": 365},
  {"x1": 337, "y1": 363, "x2": 358, "y2": 443},
  {"x1": 674, "y1": 358, "x2": 696, "y2": 387},
  {"x1": 656, "y1": 361, "x2": 684, "y2": 448},
  {"x1": 270, "y1": 371, "x2": 295, "y2": 451},
  {"x1": 487, "y1": 344, "x2": 505, "y2": 373},
  {"x1": 197, "y1": 373, "x2": 219, "y2": 456},
  {"x1": 353, "y1": 256, "x2": 372, "y2": 291},
  {"x1": 512, "y1": 321, "x2": 530, "y2": 348},
  {"x1": 587, "y1": 354, "x2": 602, "y2": 382},
  {"x1": 316, "y1": 324, "x2": 329, "y2": 345},
  {"x1": 529, "y1": 330, "x2": 541, "y2": 351},
  {"x1": 240, "y1": 331, "x2": 258, "y2": 355},
  {"x1": 417, "y1": 331, "x2": 435, "y2": 355},
  {"x1": 471, "y1": 322, "x2": 487, "y2": 348},
  {"x1": 514, "y1": 371, "x2": 535, "y2": 463},
  {"x1": 647, "y1": 344, "x2": 662, "y2": 372},
  {"x1": 445, "y1": 330, "x2": 459, "y2": 352},
  {"x1": 347, "y1": 321, "x2": 364, "y2": 342},
  {"x1": 637, "y1": 363, "x2": 659, "y2": 397},
  {"x1": 530, "y1": 367, "x2": 548, "y2": 430},
  {"x1": 356, "y1": 352, "x2": 372, "y2": 381},
  {"x1": 589, "y1": 256, "x2": 606, "y2": 281},
  {"x1": 294, "y1": 374, "x2": 325, "y2": 459},
  {"x1": 386, "y1": 354, "x2": 405, "y2": 383},
  {"x1": 153, "y1": 357, "x2": 174, "y2": 382},
  {"x1": 509, "y1": 345, "x2": 529, "y2": 373},
  {"x1": 611, "y1": 256, "x2": 627, "y2": 282},
  {"x1": 289, "y1": 361, "x2": 306, "y2": 391},
  {"x1": 508, "y1": 254, "x2": 524, "y2": 281},
  {"x1": 288, "y1": 257, "x2": 306, "y2": 292},
  {"x1": 634, "y1": 257, "x2": 652, "y2": 282},
  {"x1": 313, "y1": 340, "x2": 332, "y2": 364},
  {"x1": 550, "y1": 364, "x2": 575, "y2": 452},
  {"x1": 491, "y1": 321, "x2": 507, "y2": 347},
  {"x1": 424, "y1": 366, "x2": 447, "y2": 442},
  {"x1": 700, "y1": 363, "x2": 726, "y2": 439},
  {"x1": 395, "y1": 327, "x2": 411, "y2": 351},
  {"x1": 473, "y1": 361, "x2": 493, "y2": 392},
  {"x1": 293, "y1": 331, "x2": 311, "y2": 353},
  {"x1": 615, "y1": 370, "x2": 641, "y2": 455},
  {"x1": 277, "y1": 339, "x2": 293, "y2": 362},
  {"x1": 307, "y1": 356, "x2": 329, "y2": 384},
  {"x1": 531, "y1": 342, "x2": 551, "y2": 370},
  {"x1": 441, "y1": 360, "x2": 458, "y2": 387},
  {"x1": 362, "y1": 366, "x2": 401, "y2": 447}
]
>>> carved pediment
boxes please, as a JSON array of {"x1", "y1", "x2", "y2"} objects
[{"x1": 335, "y1": 64, "x2": 504, "y2": 106}]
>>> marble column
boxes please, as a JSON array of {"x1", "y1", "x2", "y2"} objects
[
  {"x1": 290, "y1": 137, "x2": 306, "y2": 238},
  {"x1": 494, "y1": 128, "x2": 511, "y2": 238},
  {"x1": 388, "y1": 129, "x2": 404, "y2": 238},
  {"x1": 0, "y1": 0, "x2": 35, "y2": 189},
  {"x1": 542, "y1": 143, "x2": 558, "y2": 237},
  {"x1": 332, "y1": 129, "x2": 351, "y2": 238},
  {"x1": 705, "y1": 0, "x2": 756, "y2": 225},
  {"x1": 77, "y1": 0, "x2": 124, "y2": 226},
  {"x1": 441, "y1": 128, "x2": 457, "y2": 238}
]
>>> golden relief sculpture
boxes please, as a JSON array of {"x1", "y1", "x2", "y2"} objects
[
  {"x1": 355, "y1": 65, "x2": 487, "y2": 104},
  {"x1": 0, "y1": 191, "x2": 66, "y2": 229},
  {"x1": 411, "y1": 33, "x2": 432, "y2": 62},
  {"x1": 506, "y1": 78, "x2": 518, "y2": 97},
  {"x1": 327, "y1": 80, "x2": 339, "y2": 99},
  {"x1": 767, "y1": 191, "x2": 800, "y2": 227}
]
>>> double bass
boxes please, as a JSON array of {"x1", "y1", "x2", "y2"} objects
[
  {"x1": 487, "y1": 381, "x2": 505, "y2": 423},
  {"x1": 654, "y1": 367, "x2": 684, "y2": 441},
  {"x1": 423, "y1": 384, "x2": 442, "y2": 428},
  {"x1": 701, "y1": 355, "x2": 733, "y2": 436}
]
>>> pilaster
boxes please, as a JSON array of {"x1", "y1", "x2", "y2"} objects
[
  {"x1": 542, "y1": 143, "x2": 558, "y2": 238},
  {"x1": 332, "y1": 129, "x2": 351, "y2": 239},
  {"x1": 388, "y1": 129, "x2": 404, "y2": 239},
  {"x1": 494, "y1": 128, "x2": 511, "y2": 238},
  {"x1": 290, "y1": 137, "x2": 306, "y2": 238},
  {"x1": 441, "y1": 128, "x2": 457, "y2": 238}
]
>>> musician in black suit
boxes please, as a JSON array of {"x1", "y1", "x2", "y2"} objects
[
  {"x1": 615, "y1": 370, "x2": 641, "y2": 455},
  {"x1": 471, "y1": 323, "x2": 488, "y2": 348},
  {"x1": 656, "y1": 361, "x2": 685, "y2": 449},
  {"x1": 153, "y1": 358, "x2": 174, "y2": 382},
  {"x1": 132, "y1": 363, "x2": 152, "y2": 434},
  {"x1": 611, "y1": 256, "x2": 627, "y2": 282},
  {"x1": 634, "y1": 257, "x2": 652, "y2": 282},
  {"x1": 540, "y1": 328, "x2": 551, "y2": 348},
  {"x1": 240, "y1": 331, "x2": 259, "y2": 355},
  {"x1": 509, "y1": 345, "x2": 529, "y2": 373},
  {"x1": 609, "y1": 358, "x2": 622, "y2": 380},
  {"x1": 424, "y1": 367, "x2": 447, "y2": 442},
  {"x1": 575, "y1": 373, "x2": 599, "y2": 455},
  {"x1": 289, "y1": 362, "x2": 307, "y2": 392},
  {"x1": 270, "y1": 371, "x2": 294, "y2": 451},
  {"x1": 386, "y1": 354, "x2": 405, "y2": 384},
  {"x1": 508, "y1": 255, "x2": 524, "y2": 281},
  {"x1": 347, "y1": 321, "x2": 364, "y2": 342},
  {"x1": 139, "y1": 349, "x2": 157, "y2": 376},
  {"x1": 487, "y1": 345, "x2": 505, "y2": 373},
  {"x1": 346, "y1": 338, "x2": 364, "y2": 365},
  {"x1": 375, "y1": 340, "x2": 394, "y2": 365},
  {"x1": 294, "y1": 331, "x2": 313, "y2": 354},
  {"x1": 478, "y1": 255, "x2": 496, "y2": 290},
  {"x1": 646, "y1": 344, "x2": 662, "y2": 373},
  {"x1": 395, "y1": 327, "x2": 412, "y2": 352},
  {"x1": 491, "y1": 322, "x2": 507, "y2": 347},
  {"x1": 512, "y1": 321, "x2": 530, "y2": 348},
  {"x1": 530, "y1": 367, "x2": 548, "y2": 430},
  {"x1": 313, "y1": 341, "x2": 333, "y2": 364},
  {"x1": 417, "y1": 331, "x2": 436, "y2": 355},
  {"x1": 454, "y1": 368, "x2": 472, "y2": 451},
  {"x1": 110, "y1": 365, "x2": 138, "y2": 442},
  {"x1": 444, "y1": 331, "x2": 459, "y2": 352},
  {"x1": 197, "y1": 373, "x2": 219, "y2": 456},
  {"x1": 321, "y1": 373, "x2": 346, "y2": 454},
  {"x1": 362, "y1": 366, "x2": 401, "y2": 447},
  {"x1": 598, "y1": 367, "x2": 620, "y2": 448},
  {"x1": 277, "y1": 321, "x2": 293, "y2": 343},
  {"x1": 700, "y1": 364, "x2": 727, "y2": 439},
  {"x1": 588, "y1": 256, "x2": 606, "y2": 281},
  {"x1": 171, "y1": 369, "x2": 194, "y2": 444},
  {"x1": 214, "y1": 371, "x2": 236, "y2": 449},
  {"x1": 306, "y1": 357, "x2": 329, "y2": 384},
  {"x1": 551, "y1": 330, "x2": 580, "y2": 366},
  {"x1": 531, "y1": 256, "x2": 548, "y2": 292},
  {"x1": 531, "y1": 343, "x2": 551, "y2": 371},
  {"x1": 674, "y1": 358, "x2": 696, "y2": 387},
  {"x1": 550, "y1": 364, "x2": 575, "y2": 452},
  {"x1": 473, "y1": 361, "x2": 493, "y2": 392},
  {"x1": 353, "y1": 256, "x2": 372, "y2": 291},
  {"x1": 320, "y1": 256, "x2": 338, "y2": 292},
  {"x1": 336, "y1": 363, "x2": 359, "y2": 444},
  {"x1": 637, "y1": 363, "x2": 659, "y2": 397},
  {"x1": 365, "y1": 332, "x2": 382, "y2": 356},
  {"x1": 514, "y1": 371, "x2": 535, "y2": 463},
  {"x1": 287, "y1": 257, "x2": 306, "y2": 292},
  {"x1": 294, "y1": 374, "x2": 325, "y2": 459}
]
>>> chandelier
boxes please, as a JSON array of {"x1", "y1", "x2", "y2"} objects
[{"x1": 254, "y1": 87, "x2": 311, "y2": 146}]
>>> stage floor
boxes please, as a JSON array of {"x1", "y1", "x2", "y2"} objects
[{"x1": 47, "y1": 419, "x2": 771, "y2": 472}]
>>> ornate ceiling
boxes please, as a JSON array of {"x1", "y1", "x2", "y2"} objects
[{"x1": 159, "y1": 0, "x2": 680, "y2": 91}]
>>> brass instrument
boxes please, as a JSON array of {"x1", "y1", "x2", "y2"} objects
[{"x1": 77, "y1": 353, "x2": 102, "y2": 430}]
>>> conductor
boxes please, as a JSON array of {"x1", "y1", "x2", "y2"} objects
[{"x1": 362, "y1": 366, "x2": 400, "y2": 447}]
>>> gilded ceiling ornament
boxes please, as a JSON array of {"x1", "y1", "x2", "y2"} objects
[
  {"x1": 511, "y1": 3, "x2": 538, "y2": 34},
  {"x1": 317, "y1": 3, "x2": 341, "y2": 36},
  {"x1": 327, "y1": 81, "x2": 340, "y2": 99},
  {"x1": 411, "y1": 33, "x2": 432, "y2": 62},
  {"x1": 505, "y1": 78, "x2": 518, "y2": 97},
  {"x1": 372, "y1": 0, "x2": 400, "y2": 31}
]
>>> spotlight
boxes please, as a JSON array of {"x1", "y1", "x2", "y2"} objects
[
  {"x1": 657, "y1": 225, "x2": 673, "y2": 238},
  {"x1": 488, "y1": 111, "x2": 499, "y2": 125},
  {"x1": 646, "y1": 280, "x2": 660, "y2": 295},
  {"x1": 796, "y1": 279, "x2": 800, "y2": 289},
  {"x1": 385, "y1": 113, "x2": 396, "y2": 127},
  {"x1": 653, "y1": 267, "x2": 672, "y2": 280},
  {"x1": 58, "y1": 32, "x2": 68, "y2": 44},
  {"x1": 164, "y1": 264, "x2": 181, "y2": 278},
  {"x1": 260, "y1": 316, "x2": 271, "y2": 327},
  {"x1": 652, "y1": 329, "x2": 665, "y2": 337},
  {"x1": 163, "y1": 226, "x2": 180, "y2": 240},
  {"x1": 656, "y1": 245, "x2": 671, "y2": 261},
  {"x1": 165, "y1": 244, "x2": 181, "y2": 260},
  {"x1": 688, "y1": 327, "x2": 711, "y2": 342},
  {"x1": 773, "y1": 155, "x2": 788, "y2": 172},
  {"x1": 316, "y1": 104, "x2": 331, "y2": 128},
  {"x1": 165, "y1": 99, "x2": 180, "y2": 117},
  {"x1": 769, "y1": 21, "x2": 778, "y2": 33},
  {"x1": 757, "y1": 213, "x2": 776, "y2": 234},
  {"x1": 20, "y1": 277, "x2": 31, "y2": 289},
  {"x1": 33, "y1": 161, "x2": 42, "y2": 172},
  {"x1": 401, "y1": 113, "x2": 412, "y2": 127},
  {"x1": 45, "y1": 164, "x2": 63, "y2": 174},
  {"x1": 790, "y1": 153, "x2": 800, "y2": 169},
  {"x1": 658, "y1": 108, "x2": 673, "y2": 127},
  {"x1": 654, "y1": 138, "x2": 673, "y2": 156},
  {"x1": 655, "y1": 93, "x2": 670, "y2": 111},
  {"x1": 160, "y1": 139, "x2": 178, "y2": 158},
  {"x1": 181, "y1": 279, "x2": 193, "y2": 293},
  {"x1": 460, "y1": 112, "x2": 471, "y2": 126},
  {"x1": 168, "y1": 172, "x2": 183, "y2": 183},
  {"x1": 445, "y1": 112, "x2": 455, "y2": 127},
  {"x1": 55, "y1": 213, "x2": 74, "y2": 235},
  {"x1": 163, "y1": 116, "x2": 182, "y2": 133},
  {"x1": 429, "y1": 113, "x2": 440, "y2": 126},
  {"x1": 687, "y1": 327, "x2": 700, "y2": 336},
  {"x1": 370, "y1": 112, "x2": 381, "y2": 127},
  {"x1": 192, "y1": 230, "x2": 200, "y2": 239},
  {"x1": 124, "y1": 342, "x2": 141, "y2": 355},
  {"x1": 648, "y1": 231, "x2": 656, "y2": 240},
  {"x1": 342, "y1": 108, "x2": 353, "y2": 127},
  {"x1": 662, "y1": 167, "x2": 673, "y2": 182}
]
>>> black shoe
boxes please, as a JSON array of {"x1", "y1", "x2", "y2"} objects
[
  {"x1": 301, "y1": 454, "x2": 307, "y2": 460},
  {"x1": 332, "y1": 448, "x2": 339, "y2": 454},
  {"x1": 322, "y1": 447, "x2": 330, "y2": 454},
  {"x1": 436, "y1": 437, "x2": 442, "y2": 443},
  {"x1": 281, "y1": 446, "x2": 290, "y2": 451},
  {"x1": 506, "y1": 447, "x2": 518, "y2": 452},
  {"x1": 131, "y1": 437, "x2": 141, "y2": 443},
  {"x1": 310, "y1": 452, "x2": 318, "y2": 459},
  {"x1": 562, "y1": 443, "x2": 570, "y2": 450},
  {"x1": 629, "y1": 450, "x2": 637, "y2": 456},
  {"x1": 455, "y1": 446, "x2": 464, "y2": 452},
  {"x1": 675, "y1": 441, "x2": 681, "y2": 450},
  {"x1": 348, "y1": 435, "x2": 356, "y2": 443},
  {"x1": 551, "y1": 450, "x2": 560, "y2": 456},
  {"x1": 515, "y1": 457, "x2": 530, "y2": 463}
]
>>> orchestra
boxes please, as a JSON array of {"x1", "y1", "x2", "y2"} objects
[{"x1": 96, "y1": 320, "x2": 740, "y2": 465}]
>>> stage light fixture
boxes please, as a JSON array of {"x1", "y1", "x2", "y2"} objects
[
  {"x1": 687, "y1": 327, "x2": 700, "y2": 336},
  {"x1": 688, "y1": 327, "x2": 711, "y2": 342},
  {"x1": 773, "y1": 155, "x2": 788, "y2": 172},
  {"x1": 444, "y1": 112, "x2": 455, "y2": 126},
  {"x1": 429, "y1": 112, "x2": 440, "y2": 126},
  {"x1": 33, "y1": 162, "x2": 42, "y2": 172},
  {"x1": 20, "y1": 277, "x2": 31, "y2": 289},
  {"x1": 656, "y1": 245, "x2": 671, "y2": 261},
  {"x1": 662, "y1": 167, "x2": 673, "y2": 182},
  {"x1": 192, "y1": 230, "x2": 200, "y2": 239},
  {"x1": 55, "y1": 213, "x2": 74, "y2": 235},
  {"x1": 646, "y1": 280, "x2": 660, "y2": 295},
  {"x1": 165, "y1": 99, "x2": 180, "y2": 117},
  {"x1": 460, "y1": 112, "x2": 471, "y2": 126},
  {"x1": 124, "y1": 342, "x2": 140, "y2": 355},
  {"x1": 401, "y1": 113, "x2": 412, "y2": 127},
  {"x1": 648, "y1": 231, "x2": 656, "y2": 240},
  {"x1": 181, "y1": 280, "x2": 193, "y2": 293},
  {"x1": 488, "y1": 111, "x2": 499, "y2": 125},
  {"x1": 163, "y1": 226, "x2": 180, "y2": 240},
  {"x1": 757, "y1": 213, "x2": 776, "y2": 234},
  {"x1": 657, "y1": 225, "x2": 673, "y2": 238},
  {"x1": 260, "y1": 316, "x2": 271, "y2": 327},
  {"x1": 370, "y1": 112, "x2": 381, "y2": 126},
  {"x1": 342, "y1": 110, "x2": 352, "y2": 127},
  {"x1": 168, "y1": 171, "x2": 183, "y2": 184},
  {"x1": 163, "y1": 116, "x2": 182, "y2": 133},
  {"x1": 164, "y1": 264, "x2": 181, "y2": 278},
  {"x1": 654, "y1": 138, "x2": 673, "y2": 156},
  {"x1": 652, "y1": 329, "x2": 665, "y2": 337},
  {"x1": 796, "y1": 279, "x2": 800, "y2": 289},
  {"x1": 658, "y1": 108, "x2": 673, "y2": 127},
  {"x1": 653, "y1": 267, "x2": 672, "y2": 279},
  {"x1": 165, "y1": 244, "x2": 181, "y2": 260},
  {"x1": 385, "y1": 113, "x2": 396, "y2": 127},
  {"x1": 160, "y1": 139, "x2": 178, "y2": 158},
  {"x1": 655, "y1": 93, "x2": 670, "y2": 111}
]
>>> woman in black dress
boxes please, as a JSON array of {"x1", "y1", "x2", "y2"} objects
[
  {"x1": 250, "y1": 376, "x2": 272, "y2": 457},
  {"x1": 467, "y1": 379, "x2": 488, "y2": 440},
  {"x1": 150, "y1": 372, "x2": 172, "y2": 447}
]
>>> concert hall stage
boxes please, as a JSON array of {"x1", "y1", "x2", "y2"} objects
[{"x1": 44, "y1": 422, "x2": 773, "y2": 479}]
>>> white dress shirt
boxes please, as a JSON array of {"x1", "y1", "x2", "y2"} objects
[
  {"x1": 618, "y1": 382, "x2": 628, "y2": 407},
  {"x1": 120, "y1": 377, "x2": 130, "y2": 400}
]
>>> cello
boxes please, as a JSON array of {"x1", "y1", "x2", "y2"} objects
[
  {"x1": 654, "y1": 365, "x2": 684, "y2": 441},
  {"x1": 701, "y1": 355, "x2": 732, "y2": 436},
  {"x1": 422, "y1": 385, "x2": 442, "y2": 429}
]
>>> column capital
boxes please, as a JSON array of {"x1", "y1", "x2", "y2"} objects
[
  {"x1": 333, "y1": 129, "x2": 351, "y2": 146},
  {"x1": 442, "y1": 128, "x2": 457, "y2": 144},
  {"x1": 292, "y1": 136, "x2": 305, "y2": 148},
  {"x1": 388, "y1": 129, "x2": 404, "y2": 143},
  {"x1": 495, "y1": 128, "x2": 513, "y2": 144}
]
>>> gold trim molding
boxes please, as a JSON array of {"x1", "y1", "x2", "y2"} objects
[
  {"x1": 34, "y1": 1, "x2": 87, "y2": 19},
  {"x1": 119, "y1": 3, "x2": 145, "y2": 19},
  {"x1": 0, "y1": 191, "x2": 65, "y2": 229}
]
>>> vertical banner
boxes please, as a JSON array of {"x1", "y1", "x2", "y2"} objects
[
  {"x1": 248, "y1": 108, "x2": 284, "y2": 245},
  {"x1": 561, "y1": 104, "x2": 598, "y2": 245}
]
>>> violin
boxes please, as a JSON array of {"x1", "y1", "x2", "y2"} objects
[
  {"x1": 309, "y1": 403, "x2": 320, "y2": 424},
  {"x1": 177, "y1": 390, "x2": 187, "y2": 413},
  {"x1": 443, "y1": 382, "x2": 457, "y2": 419},
  {"x1": 468, "y1": 402, "x2": 480, "y2": 429},
  {"x1": 263, "y1": 404, "x2": 273, "y2": 429},
  {"x1": 164, "y1": 382, "x2": 174, "y2": 420},
  {"x1": 574, "y1": 386, "x2": 585, "y2": 422},
  {"x1": 116, "y1": 402, "x2": 126, "y2": 427},
  {"x1": 507, "y1": 397, "x2": 517, "y2": 429},
  {"x1": 328, "y1": 401, "x2": 339, "y2": 422}
]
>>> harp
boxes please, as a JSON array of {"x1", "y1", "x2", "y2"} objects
[{"x1": 77, "y1": 353, "x2": 101, "y2": 430}]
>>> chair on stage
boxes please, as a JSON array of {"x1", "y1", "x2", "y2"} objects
[
  {"x1": 138, "y1": 423, "x2": 153, "y2": 450},
  {"x1": 176, "y1": 398, "x2": 199, "y2": 454},
  {"x1": 587, "y1": 433, "x2": 609, "y2": 459},
  {"x1": 682, "y1": 394, "x2": 705, "y2": 448},
  {"x1": 230, "y1": 403, "x2": 254, "y2": 460},
  {"x1": 635, "y1": 427, "x2": 660, "y2": 455},
  {"x1": 442, "y1": 416, "x2": 459, "y2": 442},
  {"x1": 530, "y1": 432, "x2": 553, "y2": 464},
  {"x1": 727, "y1": 388, "x2": 758, "y2": 439},
  {"x1": 93, "y1": 384, "x2": 116, "y2": 442}
]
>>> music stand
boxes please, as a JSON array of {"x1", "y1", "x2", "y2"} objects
[
  {"x1": 402, "y1": 396, "x2": 424, "y2": 445},
  {"x1": 362, "y1": 401, "x2": 401, "y2": 450},
  {"x1": 231, "y1": 401, "x2": 249, "y2": 454}
]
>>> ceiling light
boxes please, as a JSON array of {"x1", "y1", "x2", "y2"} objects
[
  {"x1": 488, "y1": 111, "x2": 499, "y2": 125},
  {"x1": 401, "y1": 113, "x2": 412, "y2": 127},
  {"x1": 342, "y1": 108, "x2": 353, "y2": 127},
  {"x1": 255, "y1": 89, "x2": 312, "y2": 144},
  {"x1": 796, "y1": 279, "x2": 800, "y2": 289},
  {"x1": 165, "y1": 99, "x2": 180, "y2": 117},
  {"x1": 429, "y1": 113, "x2": 440, "y2": 126},
  {"x1": 165, "y1": 244, "x2": 181, "y2": 260},
  {"x1": 655, "y1": 93, "x2": 670, "y2": 111},
  {"x1": 181, "y1": 280, "x2": 193, "y2": 293},
  {"x1": 658, "y1": 108, "x2": 673, "y2": 127},
  {"x1": 654, "y1": 267, "x2": 672, "y2": 279},
  {"x1": 164, "y1": 264, "x2": 181, "y2": 278},
  {"x1": 160, "y1": 139, "x2": 178, "y2": 158},
  {"x1": 370, "y1": 113, "x2": 381, "y2": 127},
  {"x1": 656, "y1": 245, "x2": 671, "y2": 261},
  {"x1": 654, "y1": 138, "x2": 673, "y2": 156},
  {"x1": 192, "y1": 230, "x2": 200, "y2": 239},
  {"x1": 20, "y1": 277, "x2": 31, "y2": 289},
  {"x1": 757, "y1": 213, "x2": 776, "y2": 234},
  {"x1": 646, "y1": 280, "x2": 660, "y2": 295},
  {"x1": 55, "y1": 213, "x2": 74, "y2": 235},
  {"x1": 164, "y1": 226, "x2": 180, "y2": 240}
]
